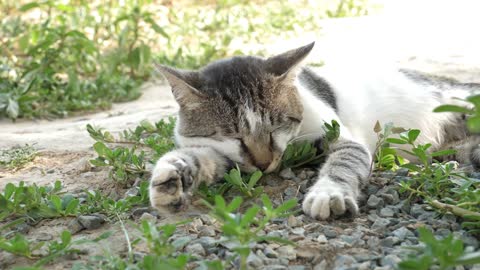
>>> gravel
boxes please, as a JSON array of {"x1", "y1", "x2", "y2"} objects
[
  {"x1": 77, "y1": 215, "x2": 106, "y2": 230},
  {"x1": 164, "y1": 167, "x2": 478, "y2": 269},
  {"x1": 4, "y1": 166, "x2": 477, "y2": 270}
]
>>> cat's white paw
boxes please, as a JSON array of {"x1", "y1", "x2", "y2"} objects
[
  {"x1": 302, "y1": 177, "x2": 358, "y2": 220},
  {"x1": 149, "y1": 157, "x2": 192, "y2": 212}
]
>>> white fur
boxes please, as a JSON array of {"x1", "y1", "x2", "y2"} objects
[
  {"x1": 245, "y1": 108, "x2": 262, "y2": 132},
  {"x1": 176, "y1": 135, "x2": 243, "y2": 163},
  {"x1": 305, "y1": 65, "x2": 469, "y2": 153},
  {"x1": 302, "y1": 176, "x2": 358, "y2": 219}
]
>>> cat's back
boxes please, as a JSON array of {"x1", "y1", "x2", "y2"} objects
[{"x1": 301, "y1": 63, "x2": 469, "y2": 151}]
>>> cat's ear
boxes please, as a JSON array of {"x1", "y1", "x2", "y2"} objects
[
  {"x1": 264, "y1": 42, "x2": 315, "y2": 77},
  {"x1": 154, "y1": 64, "x2": 205, "y2": 107}
]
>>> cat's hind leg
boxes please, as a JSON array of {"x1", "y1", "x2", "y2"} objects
[{"x1": 150, "y1": 147, "x2": 232, "y2": 213}]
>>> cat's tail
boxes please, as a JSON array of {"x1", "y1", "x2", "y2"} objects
[
  {"x1": 435, "y1": 135, "x2": 480, "y2": 169},
  {"x1": 399, "y1": 68, "x2": 480, "y2": 92}
]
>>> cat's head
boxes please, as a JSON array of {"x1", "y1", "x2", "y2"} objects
[{"x1": 157, "y1": 42, "x2": 314, "y2": 173}]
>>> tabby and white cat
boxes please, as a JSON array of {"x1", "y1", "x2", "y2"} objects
[{"x1": 149, "y1": 42, "x2": 479, "y2": 220}]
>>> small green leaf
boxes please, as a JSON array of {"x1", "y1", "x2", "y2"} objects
[
  {"x1": 408, "y1": 129, "x2": 421, "y2": 143},
  {"x1": 433, "y1": 104, "x2": 473, "y2": 114},
  {"x1": 385, "y1": 138, "x2": 408, "y2": 144},
  {"x1": 431, "y1": 149, "x2": 456, "y2": 157}
]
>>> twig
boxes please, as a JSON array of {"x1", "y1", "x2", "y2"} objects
[{"x1": 430, "y1": 200, "x2": 480, "y2": 218}]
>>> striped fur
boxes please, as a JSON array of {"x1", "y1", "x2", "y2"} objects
[{"x1": 150, "y1": 43, "x2": 480, "y2": 220}]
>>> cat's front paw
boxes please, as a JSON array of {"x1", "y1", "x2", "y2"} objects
[
  {"x1": 302, "y1": 177, "x2": 359, "y2": 220},
  {"x1": 149, "y1": 157, "x2": 193, "y2": 213}
]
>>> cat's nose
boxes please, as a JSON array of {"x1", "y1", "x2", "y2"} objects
[{"x1": 256, "y1": 162, "x2": 270, "y2": 171}]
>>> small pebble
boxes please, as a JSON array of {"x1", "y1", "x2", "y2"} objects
[
  {"x1": 371, "y1": 218, "x2": 391, "y2": 230},
  {"x1": 139, "y1": 212, "x2": 156, "y2": 223},
  {"x1": 67, "y1": 219, "x2": 84, "y2": 234},
  {"x1": 279, "y1": 168, "x2": 295, "y2": 179},
  {"x1": 77, "y1": 215, "x2": 105, "y2": 230},
  {"x1": 334, "y1": 255, "x2": 357, "y2": 268},
  {"x1": 287, "y1": 215, "x2": 303, "y2": 227},
  {"x1": 392, "y1": 227, "x2": 414, "y2": 240},
  {"x1": 379, "y1": 207, "x2": 395, "y2": 217},
  {"x1": 324, "y1": 229, "x2": 337, "y2": 239},
  {"x1": 277, "y1": 245, "x2": 296, "y2": 260},
  {"x1": 185, "y1": 243, "x2": 206, "y2": 257},
  {"x1": 367, "y1": 195, "x2": 384, "y2": 209}
]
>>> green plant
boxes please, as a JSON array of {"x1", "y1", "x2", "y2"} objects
[
  {"x1": 0, "y1": 180, "x2": 79, "y2": 222},
  {"x1": 398, "y1": 227, "x2": 480, "y2": 270},
  {"x1": 0, "y1": 230, "x2": 112, "y2": 267},
  {"x1": 72, "y1": 220, "x2": 189, "y2": 270},
  {"x1": 434, "y1": 94, "x2": 480, "y2": 132},
  {"x1": 205, "y1": 195, "x2": 297, "y2": 270},
  {"x1": 87, "y1": 118, "x2": 176, "y2": 186},
  {"x1": 282, "y1": 119, "x2": 340, "y2": 169},
  {"x1": 78, "y1": 181, "x2": 150, "y2": 219},
  {"x1": 1, "y1": 1, "x2": 376, "y2": 120},
  {"x1": 372, "y1": 121, "x2": 408, "y2": 171},
  {"x1": 380, "y1": 128, "x2": 480, "y2": 228},
  {"x1": 0, "y1": 144, "x2": 37, "y2": 169},
  {"x1": 223, "y1": 167, "x2": 264, "y2": 199}
]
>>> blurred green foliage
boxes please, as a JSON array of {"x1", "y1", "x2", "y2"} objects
[{"x1": 0, "y1": 0, "x2": 373, "y2": 120}]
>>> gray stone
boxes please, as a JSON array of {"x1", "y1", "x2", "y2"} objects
[
  {"x1": 14, "y1": 223, "x2": 31, "y2": 234},
  {"x1": 0, "y1": 252, "x2": 16, "y2": 268},
  {"x1": 367, "y1": 237, "x2": 381, "y2": 250},
  {"x1": 247, "y1": 252, "x2": 263, "y2": 268},
  {"x1": 264, "y1": 246, "x2": 278, "y2": 258},
  {"x1": 287, "y1": 215, "x2": 303, "y2": 227},
  {"x1": 263, "y1": 265, "x2": 287, "y2": 270},
  {"x1": 172, "y1": 236, "x2": 193, "y2": 250},
  {"x1": 277, "y1": 245, "x2": 296, "y2": 260},
  {"x1": 379, "y1": 207, "x2": 395, "y2": 217},
  {"x1": 340, "y1": 233, "x2": 364, "y2": 246},
  {"x1": 279, "y1": 168, "x2": 295, "y2": 179},
  {"x1": 200, "y1": 215, "x2": 215, "y2": 225},
  {"x1": 317, "y1": 234, "x2": 328, "y2": 244},
  {"x1": 410, "y1": 204, "x2": 426, "y2": 218},
  {"x1": 185, "y1": 243, "x2": 206, "y2": 257},
  {"x1": 139, "y1": 212, "x2": 156, "y2": 223},
  {"x1": 299, "y1": 180, "x2": 309, "y2": 194},
  {"x1": 124, "y1": 187, "x2": 139, "y2": 197},
  {"x1": 35, "y1": 232, "x2": 53, "y2": 241},
  {"x1": 324, "y1": 228, "x2": 337, "y2": 238},
  {"x1": 197, "y1": 236, "x2": 217, "y2": 248},
  {"x1": 381, "y1": 254, "x2": 401, "y2": 267},
  {"x1": 334, "y1": 255, "x2": 357, "y2": 268},
  {"x1": 132, "y1": 207, "x2": 151, "y2": 218},
  {"x1": 396, "y1": 168, "x2": 409, "y2": 176},
  {"x1": 297, "y1": 170, "x2": 308, "y2": 180},
  {"x1": 314, "y1": 260, "x2": 328, "y2": 270},
  {"x1": 67, "y1": 219, "x2": 84, "y2": 234},
  {"x1": 367, "y1": 195, "x2": 384, "y2": 209},
  {"x1": 371, "y1": 218, "x2": 391, "y2": 230},
  {"x1": 355, "y1": 261, "x2": 373, "y2": 270},
  {"x1": 284, "y1": 186, "x2": 298, "y2": 200},
  {"x1": 198, "y1": 226, "x2": 216, "y2": 237},
  {"x1": 392, "y1": 227, "x2": 414, "y2": 240},
  {"x1": 77, "y1": 215, "x2": 105, "y2": 230},
  {"x1": 291, "y1": 227, "x2": 305, "y2": 236},
  {"x1": 380, "y1": 236, "x2": 400, "y2": 248},
  {"x1": 435, "y1": 228, "x2": 452, "y2": 237},
  {"x1": 289, "y1": 266, "x2": 307, "y2": 270}
]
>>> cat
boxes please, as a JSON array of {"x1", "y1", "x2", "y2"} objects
[{"x1": 149, "y1": 42, "x2": 480, "y2": 220}]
